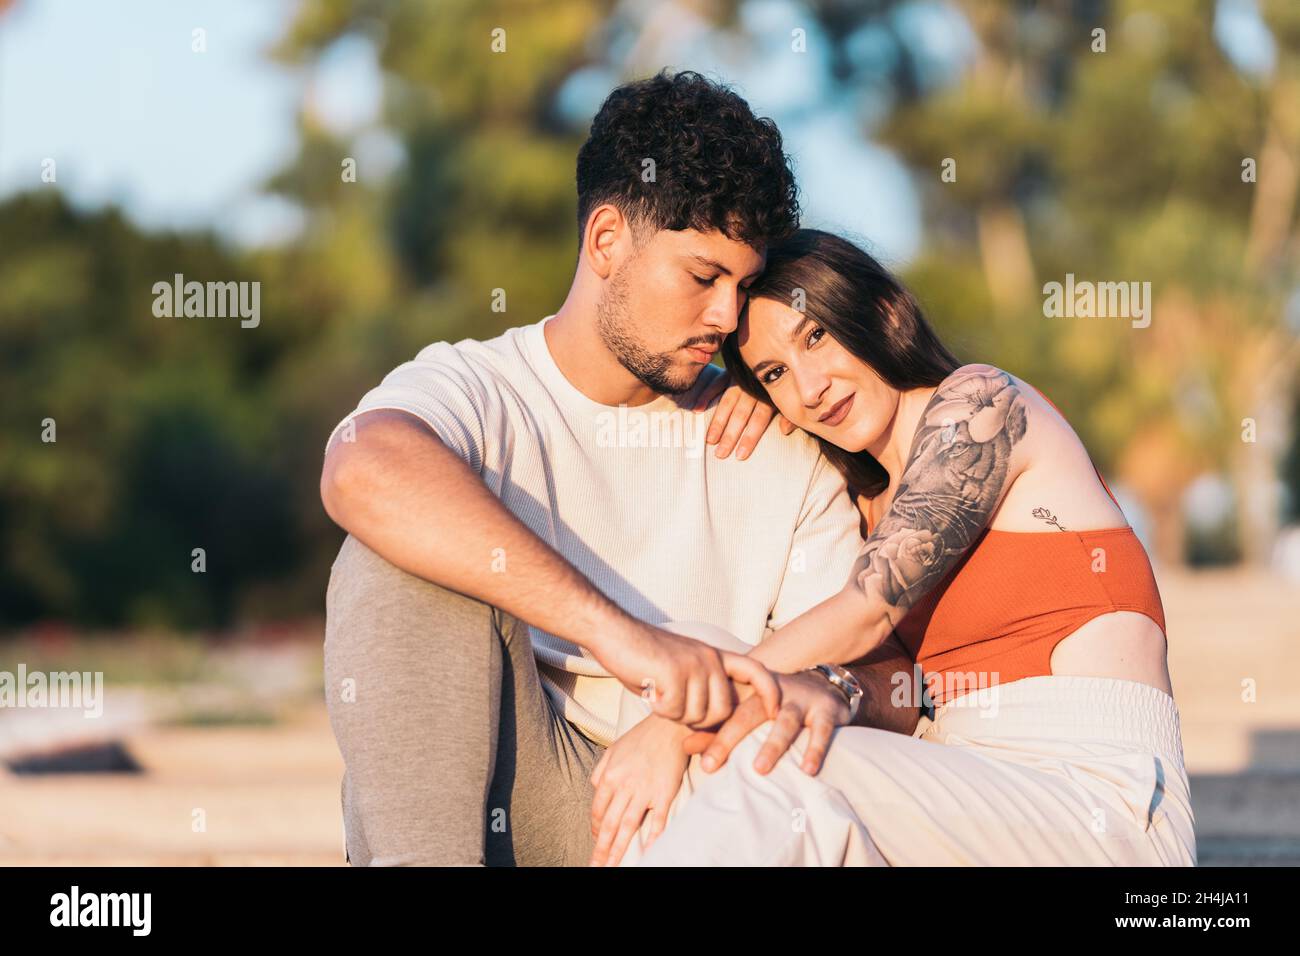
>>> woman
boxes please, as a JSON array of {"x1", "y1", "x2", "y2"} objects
[{"x1": 612, "y1": 228, "x2": 1196, "y2": 866}]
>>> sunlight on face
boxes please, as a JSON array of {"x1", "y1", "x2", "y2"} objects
[
  {"x1": 737, "y1": 296, "x2": 897, "y2": 452},
  {"x1": 601, "y1": 224, "x2": 766, "y2": 393}
]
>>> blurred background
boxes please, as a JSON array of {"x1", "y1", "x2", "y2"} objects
[{"x1": 1, "y1": 0, "x2": 1298, "y2": 865}]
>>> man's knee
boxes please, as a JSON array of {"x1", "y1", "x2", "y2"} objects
[
  {"x1": 323, "y1": 534, "x2": 502, "y2": 729},
  {"x1": 328, "y1": 534, "x2": 443, "y2": 619},
  {"x1": 325, "y1": 535, "x2": 500, "y2": 652}
]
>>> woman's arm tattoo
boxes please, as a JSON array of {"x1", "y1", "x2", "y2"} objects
[{"x1": 853, "y1": 365, "x2": 1029, "y2": 619}]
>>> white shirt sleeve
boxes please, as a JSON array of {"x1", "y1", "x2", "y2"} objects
[
  {"x1": 766, "y1": 449, "x2": 864, "y2": 630},
  {"x1": 323, "y1": 341, "x2": 495, "y2": 473}
]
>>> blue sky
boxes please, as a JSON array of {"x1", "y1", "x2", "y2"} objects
[
  {"x1": 0, "y1": 0, "x2": 305, "y2": 243},
  {"x1": 0, "y1": 0, "x2": 1280, "y2": 533},
  {"x1": 0, "y1": 0, "x2": 931, "y2": 259},
  {"x1": 0, "y1": 0, "x2": 1278, "y2": 263}
]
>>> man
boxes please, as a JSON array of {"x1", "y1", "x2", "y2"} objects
[{"x1": 320, "y1": 69, "x2": 919, "y2": 867}]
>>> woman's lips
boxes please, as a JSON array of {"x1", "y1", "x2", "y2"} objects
[{"x1": 819, "y1": 393, "x2": 855, "y2": 426}]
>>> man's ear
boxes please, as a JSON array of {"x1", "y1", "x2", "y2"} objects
[{"x1": 582, "y1": 204, "x2": 629, "y2": 281}]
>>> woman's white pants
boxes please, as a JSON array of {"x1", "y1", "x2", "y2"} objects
[{"x1": 617, "y1": 625, "x2": 1197, "y2": 867}]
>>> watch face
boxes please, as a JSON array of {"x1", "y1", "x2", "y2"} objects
[{"x1": 830, "y1": 665, "x2": 863, "y2": 695}]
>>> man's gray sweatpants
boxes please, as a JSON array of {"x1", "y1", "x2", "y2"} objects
[{"x1": 324, "y1": 535, "x2": 606, "y2": 866}]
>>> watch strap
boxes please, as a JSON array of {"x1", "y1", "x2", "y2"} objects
[{"x1": 806, "y1": 664, "x2": 861, "y2": 721}]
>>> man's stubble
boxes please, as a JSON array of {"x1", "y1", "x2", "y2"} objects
[{"x1": 595, "y1": 258, "x2": 701, "y2": 396}]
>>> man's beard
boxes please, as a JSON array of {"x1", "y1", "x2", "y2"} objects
[{"x1": 595, "y1": 265, "x2": 709, "y2": 396}]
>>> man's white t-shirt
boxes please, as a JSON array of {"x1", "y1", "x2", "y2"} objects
[{"x1": 328, "y1": 316, "x2": 864, "y2": 746}]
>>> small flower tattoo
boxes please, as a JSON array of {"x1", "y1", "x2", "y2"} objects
[{"x1": 1032, "y1": 507, "x2": 1068, "y2": 531}]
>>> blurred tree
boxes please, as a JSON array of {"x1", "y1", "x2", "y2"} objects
[
  {"x1": 258, "y1": 0, "x2": 619, "y2": 606},
  {"x1": 795, "y1": 0, "x2": 1300, "y2": 564},
  {"x1": 0, "y1": 194, "x2": 298, "y2": 627},
  {"x1": 4, "y1": 0, "x2": 1299, "y2": 630},
  {"x1": 1, "y1": 0, "x2": 617, "y2": 628}
]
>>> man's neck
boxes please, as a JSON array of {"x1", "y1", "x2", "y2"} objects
[{"x1": 545, "y1": 299, "x2": 663, "y2": 407}]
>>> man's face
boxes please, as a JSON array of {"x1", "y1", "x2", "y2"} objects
[{"x1": 597, "y1": 227, "x2": 766, "y2": 395}]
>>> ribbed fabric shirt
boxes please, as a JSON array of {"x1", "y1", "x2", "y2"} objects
[{"x1": 327, "y1": 315, "x2": 864, "y2": 746}]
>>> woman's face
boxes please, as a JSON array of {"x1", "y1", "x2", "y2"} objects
[{"x1": 738, "y1": 296, "x2": 898, "y2": 453}]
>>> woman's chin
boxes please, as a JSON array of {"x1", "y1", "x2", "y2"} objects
[
  {"x1": 806, "y1": 425, "x2": 865, "y2": 453},
  {"x1": 785, "y1": 414, "x2": 872, "y2": 453},
  {"x1": 840, "y1": 433, "x2": 880, "y2": 455}
]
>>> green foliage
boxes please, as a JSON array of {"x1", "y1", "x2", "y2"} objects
[
  {"x1": 0, "y1": 194, "x2": 301, "y2": 627},
  {"x1": 3, "y1": 0, "x2": 1297, "y2": 628},
  {"x1": 811, "y1": 0, "x2": 1299, "y2": 563}
]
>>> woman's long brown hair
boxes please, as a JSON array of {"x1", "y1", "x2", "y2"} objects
[{"x1": 722, "y1": 228, "x2": 961, "y2": 499}]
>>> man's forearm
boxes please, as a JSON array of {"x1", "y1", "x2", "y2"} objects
[
  {"x1": 321, "y1": 409, "x2": 631, "y2": 656},
  {"x1": 844, "y1": 632, "x2": 921, "y2": 735}
]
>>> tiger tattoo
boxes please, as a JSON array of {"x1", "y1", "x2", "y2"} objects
[{"x1": 854, "y1": 365, "x2": 1028, "y2": 614}]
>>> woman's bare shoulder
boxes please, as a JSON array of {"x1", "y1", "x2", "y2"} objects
[
  {"x1": 919, "y1": 364, "x2": 1031, "y2": 449},
  {"x1": 970, "y1": 370, "x2": 1127, "y2": 530},
  {"x1": 934, "y1": 364, "x2": 1075, "y2": 443}
]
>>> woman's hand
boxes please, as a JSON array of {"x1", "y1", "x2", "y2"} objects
[
  {"x1": 694, "y1": 371, "x2": 794, "y2": 459},
  {"x1": 682, "y1": 670, "x2": 852, "y2": 776},
  {"x1": 588, "y1": 714, "x2": 692, "y2": 866}
]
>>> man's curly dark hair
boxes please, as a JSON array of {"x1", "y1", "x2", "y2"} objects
[{"x1": 575, "y1": 69, "x2": 800, "y2": 251}]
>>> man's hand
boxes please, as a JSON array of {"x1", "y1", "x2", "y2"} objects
[
  {"x1": 588, "y1": 715, "x2": 691, "y2": 867},
  {"x1": 694, "y1": 372, "x2": 794, "y2": 460},
  {"x1": 682, "y1": 670, "x2": 850, "y2": 776},
  {"x1": 594, "y1": 621, "x2": 782, "y2": 729}
]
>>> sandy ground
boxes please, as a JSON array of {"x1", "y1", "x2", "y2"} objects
[{"x1": 1, "y1": 566, "x2": 1297, "y2": 866}]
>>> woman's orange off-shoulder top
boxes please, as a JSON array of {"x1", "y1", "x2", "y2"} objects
[{"x1": 863, "y1": 386, "x2": 1166, "y2": 708}]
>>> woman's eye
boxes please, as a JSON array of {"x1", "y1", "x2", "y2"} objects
[
  {"x1": 692, "y1": 274, "x2": 716, "y2": 287},
  {"x1": 806, "y1": 326, "x2": 825, "y2": 348},
  {"x1": 761, "y1": 366, "x2": 785, "y2": 385}
]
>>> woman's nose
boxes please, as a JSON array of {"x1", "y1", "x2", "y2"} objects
[{"x1": 795, "y1": 368, "x2": 831, "y2": 409}]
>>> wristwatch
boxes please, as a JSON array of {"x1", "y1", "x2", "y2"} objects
[{"x1": 804, "y1": 663, "x2": 864, "y2": 722}]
